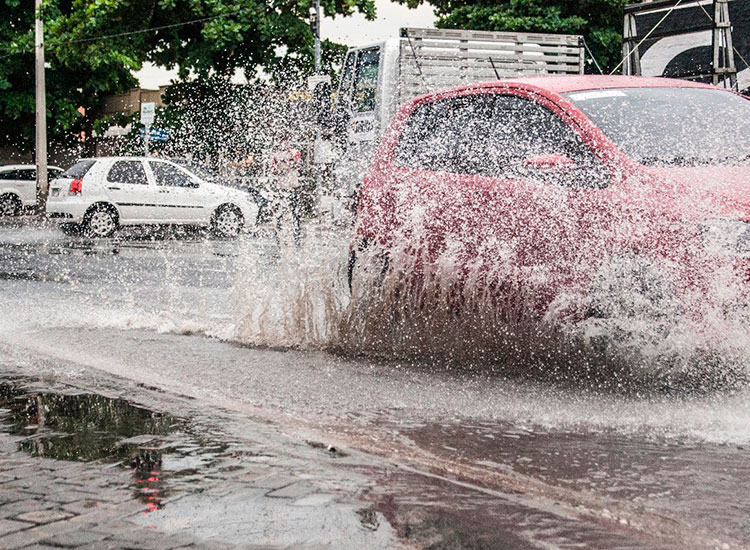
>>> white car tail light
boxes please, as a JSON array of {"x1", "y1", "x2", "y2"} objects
[{"x1": 69, "y1": 179, "x2": 82, "y2": 195}]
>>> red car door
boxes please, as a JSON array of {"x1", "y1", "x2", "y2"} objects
[{"x1": 367, "y1": 89, "x2": 611, "y2": 320}]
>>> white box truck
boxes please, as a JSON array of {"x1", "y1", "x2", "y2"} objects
[{"x1": 316, "y1": 27, "x2": 586, "y2": 202}]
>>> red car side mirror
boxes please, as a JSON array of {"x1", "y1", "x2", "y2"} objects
[{"x1": 523, "y1": 153, "x2": 575, "y2": 172}]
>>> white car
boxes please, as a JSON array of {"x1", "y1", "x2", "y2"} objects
[
  {"x1": 46, "y1": 157, "x2": 260, "y2": 238},
  {"x1": 0, "y1": 164, "x2": 63, "y2": 216}
]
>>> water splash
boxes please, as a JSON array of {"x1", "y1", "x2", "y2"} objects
[
  {"x1": 232, "y1": 224, "x2": 351, "y2": 349},
  {"x1": 231, "y1": 212, "x2": 750, "y2": 392}
]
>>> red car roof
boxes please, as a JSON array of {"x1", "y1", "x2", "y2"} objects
[{"x1": 452, "y1": 75, "x2": 719, "y2": 95}]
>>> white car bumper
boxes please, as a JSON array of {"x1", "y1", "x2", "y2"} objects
[{"x1": 46, "y1": 197, "x2": 90, "y2": 223}]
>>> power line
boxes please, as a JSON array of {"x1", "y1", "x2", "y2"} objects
[
  {"x1": 0, "y1": 7, "x2": 246, "y2": 59},
  {"x1": 581, "y1": 37, "x2": 603, "y2": 75}
]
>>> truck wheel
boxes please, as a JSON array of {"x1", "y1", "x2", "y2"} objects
[
  {"x1": 348, "y1": 243, "x2": 390, "y2": 294},
  {"x1": 0, "y1": 194, "x2": 21, "y2": 217},
  {"x1": 83, "y1": 205, "x2": 118, "y2": 238}
]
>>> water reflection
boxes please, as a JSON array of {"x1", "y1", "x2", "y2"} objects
[
  {"x1": 0, "y1": 379, "x2": 224, "y2": 513},
  {"x1": 132, "y1": 448, "x2": 166, "y2": 512}
]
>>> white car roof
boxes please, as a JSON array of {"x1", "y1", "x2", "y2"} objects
[
  {"x1": 0, "y1": 164, "x2": 63, "y2": 171},
  {"x1": 89, "y1": 157, "x2": 164, "y2": 161},
  {"x1": 65, "y1": 157, "x2": 184, "y2": 164}
]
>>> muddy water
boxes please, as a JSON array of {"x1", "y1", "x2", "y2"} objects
[
  {"x1": 379, "y1": 419, "x2": 750, "y2": 547},
  {"x1": 1, "y1": 225, "x2": 749, "y2": 549}
]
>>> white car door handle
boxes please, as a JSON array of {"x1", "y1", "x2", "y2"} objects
[{"x1": 108, "y1": 186, "x2": 121, "y2": 190}]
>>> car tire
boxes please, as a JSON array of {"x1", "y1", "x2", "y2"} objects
[
  {"x1": 211, "y1": 205, "x2": 243, "y2": 238},
  {"x1": 347, "y1": 250, "x2": 357, "y2": 292},
  {"x1": 0, "y1": 194, "x2": 21, "y2": 217},
  {"x1": 59, "y1": 223, "x2": 82, "y2": 236},
  {"x1": 587, "y1": 255, "x2": 677, "y2": 320},
  {"x1": 83, "y1": 205, "x2": 118, "y2": 238},
  {"x1": 584, "y1": 254, "x2": 682, "y2": 351}
]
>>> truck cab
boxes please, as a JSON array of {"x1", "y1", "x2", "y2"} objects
[
  {"x1": 330, "y1": 39, "x2": 400, "y2": 199},
  {"x1": 335, "y1": 39, "x2": 402, "y2": 147}
]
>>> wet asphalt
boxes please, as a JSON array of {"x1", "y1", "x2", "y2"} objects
[{"x1": 0, "y1": 220, "x2": 749, "y2": 549}]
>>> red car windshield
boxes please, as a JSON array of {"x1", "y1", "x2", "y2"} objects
[{"x1": 563, "y1": 87, "x2": 750, "y2": 166}]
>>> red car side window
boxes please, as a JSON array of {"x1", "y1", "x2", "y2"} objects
[{"x1": 394, "y1": 93, "x2": 607, "y2": 188}]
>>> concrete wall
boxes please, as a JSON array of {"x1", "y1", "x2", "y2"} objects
[
  {"x1": 0, "y1": 147, "x2": 32, "y2": 166},
  {"x1": 100, "y1": 87, "x2": 167, "y2": 116},
  {"x1": 0, "y1": 142, "x2": 83, "y2": 170}
]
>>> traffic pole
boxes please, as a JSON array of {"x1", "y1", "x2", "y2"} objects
[{"x1": 35, "y1": 0, "x2": 48, "y2": 211}]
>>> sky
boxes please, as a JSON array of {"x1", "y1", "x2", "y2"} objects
[{"x1": 134, "y1": 0, "x2": 436, "y2": 89}]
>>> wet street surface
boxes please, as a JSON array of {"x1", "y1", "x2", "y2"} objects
[{"x1": 0, "y1": 222, "x2": 749, "y2": 549}]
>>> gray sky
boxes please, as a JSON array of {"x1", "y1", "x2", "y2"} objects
[
  {"x1": 324, "y1": 0, "x2": 434, "y2": 45},
  {"x1": 135, "y1": 0, "x2": 436, "y2": 89}
]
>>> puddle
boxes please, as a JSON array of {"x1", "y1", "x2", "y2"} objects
[
  {"x1": 0, "y1": 379, "x2": 232, "y2": 512},
  {"x1": 0, "y1": 270, "x2": 70, "y2": 282}
]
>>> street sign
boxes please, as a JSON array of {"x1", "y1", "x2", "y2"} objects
[
  {"x1": 307, "y1": 75, "x2": 330, "y2": 90},
  {"x1": 140, "y1": 102, "x2": 156, "y2": 155},
  {"x1": 140, "y1": 102, "x2": 155, "y2": 125},
  {"x1": 138, "y1": 127, "x2": 169, "y2": 142}
]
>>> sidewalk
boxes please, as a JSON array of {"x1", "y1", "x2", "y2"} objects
[
  {"x1": 0, "y1": 374, "x2": 397, "y2": 550},
  {"x1": 0, "y1": 213, "x2": 50, "y2": 226}
]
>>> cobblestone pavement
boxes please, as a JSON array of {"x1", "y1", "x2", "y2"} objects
[
  {"x1": 0, "y1": 368, "x2": 399, "y2": 550},
  {"x1": 0, "y1": 444, "x2": 396, "y2": 550}
]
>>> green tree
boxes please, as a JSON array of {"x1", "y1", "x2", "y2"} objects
[
  {"x1": 0, "y1": 0, "x2": 374, "y2": 154},
  {"x1": 0, "y1": 0, "x2": 155, "y2": 154},
  {"x1": 148, "y1": 0, "x2": 373, "y2": 82},
  {"x1": 398, "y1": 0, "x2": 627, "y2": 73}
]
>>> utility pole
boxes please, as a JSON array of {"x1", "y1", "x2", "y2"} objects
[
  {"x1": 314, "y1": 0, "x2": 321, "y2": 74},
  {"x1": 312, "y1": 0, "x2": 323, "y2": 199},
  {"x1": 35, "y1": 0, "x2": 48, "y2": 210},
  {"x1": 713, "y1": 0, "x2": 738, "y2": 90}
]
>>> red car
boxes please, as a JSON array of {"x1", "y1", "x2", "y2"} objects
[{"x1": 351, "y1": 76, "x2": 750, "y2": 328}]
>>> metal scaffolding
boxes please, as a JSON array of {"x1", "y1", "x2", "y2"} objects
[{"x1": 622, "y1": 0, "x2": 738, "y2": 90}]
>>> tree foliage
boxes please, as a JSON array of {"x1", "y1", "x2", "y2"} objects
[
  {"x1": 399, "y1": 0, "x2": 628, "y2": 74},
  {"x1": 0, "y1": 0, "x2": 374, "y2": 153}
]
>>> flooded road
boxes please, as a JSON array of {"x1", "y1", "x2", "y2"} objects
[{"x1": 0, "y1": 223, "x2": 748, "y2": 549}]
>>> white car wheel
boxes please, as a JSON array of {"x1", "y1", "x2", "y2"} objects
[
  {"x1": 0, "y1": 194, "x2": 21, "y2": 217},
  {"x1": 212, "y1": 206, "x2": 242, "y2": 238},
  {"x1": 84, "y1": 207, "x2": 117, "y2": 238}
]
